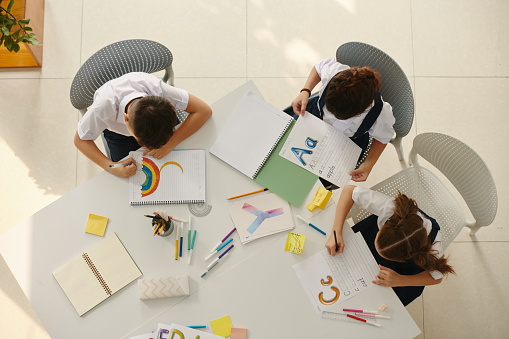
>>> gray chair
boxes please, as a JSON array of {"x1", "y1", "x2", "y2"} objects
[
  {"x1": 349, "y1": 132, "x2": 498, "y2": 249},
  {"x1": 70, "y1": 39, "x2": 185, "y2": 159},
  {"x1": 336, "y1": 42, "x2": 414, "y2": 161}
]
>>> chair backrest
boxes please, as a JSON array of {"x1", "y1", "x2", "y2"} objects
[
  {"x1": 70, "y1": 39, "x2": 173, "y2": 110},
  {"x1": 336, "y1": 42, "x2": 414, "y2": 139},
  {"x1": 411, "y1": 132, "x2": 498, "y2": 227}
]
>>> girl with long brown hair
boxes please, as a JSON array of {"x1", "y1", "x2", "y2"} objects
[{"x1": 325, "y1": 185, "x2": 454, "y2": 306}]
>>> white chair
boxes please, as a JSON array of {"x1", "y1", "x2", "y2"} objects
[{"x1": 349, "y1": 132, "x2": 498, "y2": 249}]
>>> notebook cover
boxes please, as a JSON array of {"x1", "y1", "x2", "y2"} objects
[{"x1": 255, "y1": 122, "x2": 318, "y2": 207}]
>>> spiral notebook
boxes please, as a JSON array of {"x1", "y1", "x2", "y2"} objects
[
  {"x1": 128, "y1": 149, "x2": 206, "y2": 205},
  {"x1": 210, "y1": 92, "x2": 293, "y2": 179},
  {"x1": 52, "y1": 233, "x2": 142, "y2": 316},
  {"x1": 210, "y1": 91, "x2": 317, "y2": 207}
]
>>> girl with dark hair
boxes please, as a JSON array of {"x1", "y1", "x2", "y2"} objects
[
  {"x1": 325, "y1": 185, "x2": 454, "y2": 306},
  {"x1": 287, "y1": 59, "x2": 396, "y2": 184}
]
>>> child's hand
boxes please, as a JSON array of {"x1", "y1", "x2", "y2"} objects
[
  {"x1": 373, "y1": 265, "x2": 403, "y2": 287},
  {"x1": 109, "y1": 158, "x2": 137, "y2": 178},
  {"x1": 349, "y1": 163, "x2": 372, "y2": 182},
  {"x1": 325, "y1": 232, "x2": 344, "y2": 256},
  {"x1": 291, "y1": 91, "x2": 310, "y2": 116},
  {"x1": 144, "y1": 144, "x2": 174, "y2": 159}
]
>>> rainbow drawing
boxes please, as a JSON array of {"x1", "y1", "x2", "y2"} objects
[{"x1": 141, "y1": 157, "x2": 183, "y2": 197}]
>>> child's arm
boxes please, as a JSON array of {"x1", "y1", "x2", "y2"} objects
[
  {"x1": 325, "y1": 185, "x2": 356, "y2": 256},
  {"x1": 290, "y1": 67, "x2": 321, "y2": 116},
  {"x1": 144, "y1": 94, "x2": 212, "y2": 159},
  {"x1": 349, "y1": 139, "x2": 387, "y2": 182},
  {"x1": 373, "y1": 265, "x2": 443, "y2": 287},
  {"x1": 74, "y1": 132, "x2": 137, "y2": 178}
]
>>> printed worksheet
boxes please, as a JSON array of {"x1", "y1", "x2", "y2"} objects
[
  {"x1": 293, "y1": 226, "x2": 379, "y2": 313},
  {"x1": 279, "y1": 113, "x2": 362, "y2": 187}
]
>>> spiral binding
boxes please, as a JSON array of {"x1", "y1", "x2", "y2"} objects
[
  {"x1": 82, "y1": 253, "x2": 112, "y2": 296},
  {"x1": 130, "y1": 199, "x2": 205, "y2": 206},
  {"x1": 253, "y1": 119, "x2": 293, "y2": 178}
]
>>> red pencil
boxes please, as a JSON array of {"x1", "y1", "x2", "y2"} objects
[{"x1": 347, "y1": 314, "x2": 381, "y2": 328}]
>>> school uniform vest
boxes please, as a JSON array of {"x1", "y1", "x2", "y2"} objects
[{"x1": 351, "y1": 210, "x2": 441, "y2": 306}]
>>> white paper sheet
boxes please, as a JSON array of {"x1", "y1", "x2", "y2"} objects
[
  {"x1": 293, "y1": 225, "x2": 379, "y2": 313},
  {"x1": 279, "y1": 113, "x2": 362, "y2": 187}
]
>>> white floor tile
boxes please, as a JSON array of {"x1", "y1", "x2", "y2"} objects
[
  {"x1": 81, "y1": 0, "x2": 247, "y2": 78},
  {"x1": 423, "y1": 242, "x2": 509, "y2": 338},
  {"x1": 412, "y1": 0, "x2": 509, "y2": 77},
  {"x1": 247, "y1": 0, "x2": 414, "y2": 77}
]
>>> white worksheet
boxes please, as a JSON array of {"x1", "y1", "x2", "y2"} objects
[
  {"x1": 293, "y1": 227, "x2": 379, "y2": 313},
  {"x1": 279, "y1": 113, "x2": 362, "y2": 187}
]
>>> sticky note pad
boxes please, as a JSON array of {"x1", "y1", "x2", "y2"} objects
[
  {"x1": 284, "y1": 232, "x2": 306, "y2": 254},
  {"x1": 307, "y1": 187, "x2": 332, "y2": 211},
  {"x1": 84, "y1": 213, "x2": 109, "y2": 236},
  {"x1": 210, "y1": 315, "x2": 233, "y2": 337},
  {"x1": 231, "y1": 328, "x2": 247, "y2": 339}
]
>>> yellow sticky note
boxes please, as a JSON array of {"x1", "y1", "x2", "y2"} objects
[
  {"x1": 210, "y1": 315, "x2": 233, "y2": 337},
  {"x1": 284, "y1": 232, "x2": 306, "y2": 254},
  {"x1": 307, "y1": 187, "x2": 332, "y2": 211},
  {"x1": 85, "y1": 213, "x2": 108, "y2": 236},
  {"x1": 231, "y1": 328, "x2": 247, "y2": 339}
]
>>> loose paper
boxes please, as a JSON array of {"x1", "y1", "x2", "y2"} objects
[
  {"x1": 279, "y1": 113, "x2": 362, "y2": 188},
  {"x1": 210, "y1": 315, "x2": 233, "y2": 337},
  {"x1": 293, "y1": 225, "x2": 379, "y2": 313}
]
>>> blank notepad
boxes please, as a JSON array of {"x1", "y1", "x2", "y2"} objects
[
  {"x1": 53, "y1": 233, "x2": 142, "y2": 316},
  {"x1": 210, "y1": 92, "x2": 293, "y2": 179},
  {"x1": 129, "y1": 149, "x2": 206, "y2": 205}
]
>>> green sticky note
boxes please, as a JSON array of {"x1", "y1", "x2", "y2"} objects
[
  {"x1": 210, "y1": 315, "x2": 233, "y2": 337},
  {"x1": 255, "y1": 122, "x2": 318, "y2": 207}
]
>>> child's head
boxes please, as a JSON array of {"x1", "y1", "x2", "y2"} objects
[
  {"x1": 325, "y1": 66, "x2": 381, "y2": 120},
  {"x1": 374, "y1": 192, "x2": 455, "y2": 276},
  {"x1": 125, "y1": 96, "x2": 178, "y2": 150}
]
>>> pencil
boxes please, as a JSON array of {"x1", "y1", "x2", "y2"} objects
[
  {"x1": 227, "y1": 188, "x2": 268, "y2": 200},
  {"x1": 109, "y1": 162, "x2": 132, "y2": 168},
  {"x1": 334, "y1": 230, "x2": 339, "y2": 251}
]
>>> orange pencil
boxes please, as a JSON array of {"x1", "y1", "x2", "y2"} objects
[{"x1": 227, "y1": 188, "x2": 268, "y2": 200}]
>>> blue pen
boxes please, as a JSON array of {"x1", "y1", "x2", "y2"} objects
[
  {"x1": 188, "y1": 325, "x2": 207, "y2": 329},
  {"x1": 205, "y1": 237, "x2": 233, "y2": 261},
  {"x1": 296, "y1": 215, "x2": 326, "y2": 235},
  {"x1": 201, "y1": 245, "x2": 234, "y2": 278}
]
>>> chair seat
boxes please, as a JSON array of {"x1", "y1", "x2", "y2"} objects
[{"x1": 350, "y1": 167, "x2": 466, "y2": 249}]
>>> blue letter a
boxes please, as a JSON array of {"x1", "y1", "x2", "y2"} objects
[{"x1": 291, "y1": 147, "x2": 312, "y2": 166}]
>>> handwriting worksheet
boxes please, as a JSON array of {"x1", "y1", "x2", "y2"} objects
[{"x1": 279, "y1": 113, "x2": 362, "y2": 187}]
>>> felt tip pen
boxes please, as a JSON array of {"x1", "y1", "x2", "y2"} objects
[
  {"x1": 109, "y1": 162, "x2": 132, "y2": 168},
  {"x1": 188, "y1": 216, "x2": 193, "y2": 250},
  {"x1": 187, "y1": 230, "x2": 197, "y2": 265},
  {"x1": 296, "y1": 215, "x2": 326, "y2": 235},
  {"x1": 355, "y1": 313, "x2": 391, "y2": 319},
  {"x1": 169, "y1": 216, "x2": 187, "y2": 223},
  {"x1": 188, "y1": 325, "x2": 207, "y2": 329},
  {"x1": 347, "y1": 314, "x2": 381, "y2": 328},
  {"x1": 207, "y1": 244, "x2": 234, "y2": 268},
  {"x1": 205, "y1": 238, "x2": 233, "y2": 261},
  {"x1": 179, "y1": 224, "x2": 183, "y2": 257},
  {"x1": 221, "y1": 227, "x2": 236, "y2": 242},
  {"x1": 201, "y1": 251, "x2": 232, "y2": 278},
  {"x1": 343, "y1": 308, "x2": 378, "y2": 314}
]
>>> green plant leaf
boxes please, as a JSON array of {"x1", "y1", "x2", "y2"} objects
[
  {"x1": 1, "y1": 25, "x2": 10, "y2": 36},
  {"x1": 13, "y1": 41, "x2": 19, "y2": 52},
  {"x1": 22, "y1": 26, "x2": 32, "y2": 31},
  {"x1": 11, "y1": 28, "x2": 19, "y2": 39},
  {"x1": 6, "y1": 0, "x2": 14, "y2": 13},
  {"x1": 4, "y1": 35, "x2": 12, "y2": 50},
  {"x1": 18, "y1": 18, "x2": 30, "y2": 24}
]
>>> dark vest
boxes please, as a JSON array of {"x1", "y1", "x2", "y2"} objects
[{"x1": 351, "y1": 210, "x2": 440, "y2": 306}]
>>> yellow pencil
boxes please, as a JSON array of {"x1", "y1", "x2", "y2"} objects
[
  {"x1": 175, "y1": 239, "x2": 179, "y2": 260},
  {"x1": 227, "y1": 188, "x2": 268, "y2": 200}
]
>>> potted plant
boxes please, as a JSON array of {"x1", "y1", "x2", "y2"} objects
[{"x1": 0, "y1": 0, "x2": 41, "y2": 52}]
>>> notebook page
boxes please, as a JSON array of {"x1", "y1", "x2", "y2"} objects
[
  {"x1": 129, "y1": 149, "x2": 206, "y2": 205},
  {"x1": 86, "y1": 233, "x2": 142, "y2": 295},
  {"x1": 210, "y1": 92, "x2": 293, "y2": 179},
  {"x1": 53, "y1": 252, "x2": 110, "y2": 316}
]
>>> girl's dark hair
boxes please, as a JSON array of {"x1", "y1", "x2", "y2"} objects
[
  {"x1": 376, "y1": 192, "x2": 455, "y2": 276},
  {"x1": 130, "y1": 96, "x2": 178, "y2": 150},
  {"x1": 325, "y1": 66, "x2": 381, "y2": 120}
]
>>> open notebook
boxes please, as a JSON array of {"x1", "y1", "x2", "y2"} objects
[
  {"x1": 128, "y1": 149, "x2": 206, "y2": 205},
  {"x1": 53, "y1": 233, "x2": 142, "y2": 316},
  {"x1": 210, "y1": 92, "x2": 317, "y2": 206}
]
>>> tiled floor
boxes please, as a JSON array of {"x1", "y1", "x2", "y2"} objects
[{"x1": 1, "y1": 0, "x2": 508, "y2": 338}]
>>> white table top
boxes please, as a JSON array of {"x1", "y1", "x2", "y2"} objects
[{"x1": 0, "y1": 81, "x2": 420, "y2": 339}]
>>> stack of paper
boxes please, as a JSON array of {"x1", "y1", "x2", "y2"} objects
[{"x1": 229, "y1": 192, "x2": 294, "y2": 244}]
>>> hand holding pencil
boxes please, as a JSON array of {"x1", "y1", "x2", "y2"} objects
[{"x1": 325, "y1": 230, "x2": 344, "y2": 256}]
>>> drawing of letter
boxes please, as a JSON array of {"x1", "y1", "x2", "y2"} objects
[
  {"x1": 291, "y1": 147, "x2": 313, "y2": 166},
  {"x1": 305, "y1": 137, "x2": 318, "y2": 149}
]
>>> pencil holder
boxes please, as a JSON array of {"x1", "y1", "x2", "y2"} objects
[{"x1": 153, "y1": 217, "x2": 174, "y2": 237}]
